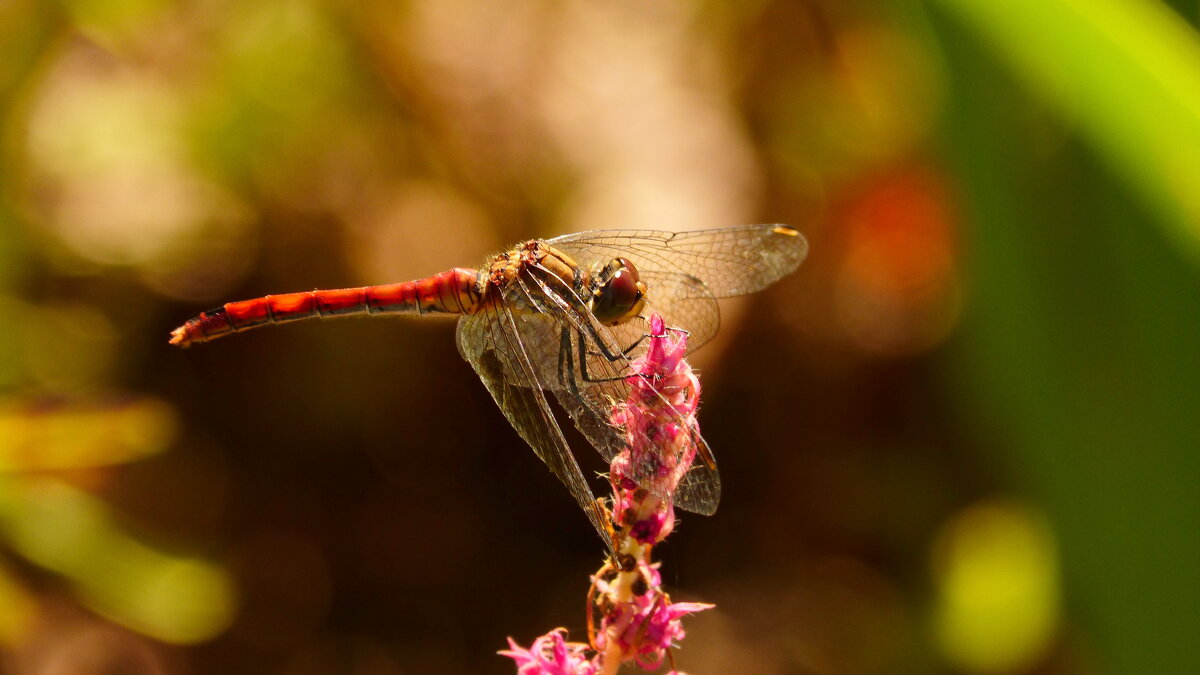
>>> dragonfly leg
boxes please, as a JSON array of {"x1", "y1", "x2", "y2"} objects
[
  {"x1": 527, "y1": 265, "x2": 637, "y2": 365},
  {"x1": 637, "y1": 315, "x2": 691, "y2": 340},
  {"x1": 603, "y1": 321, "x2": 689, "y2": 357},
  {"x1": 557, "y1": 328, "x2": 585, "y2": 397},
  {"x1": 526, "y1": 265, "x2": 657, "y2": 383},
  {"x1": 557, "y1": 325, "x2": 632, "y2": 386},
  {"x1": 618, "y1": 332, "x2": 649, "y2": 356},
  {"x1": 574, "y1": 329, "x2": 643, "y2": 385},
  {"x1": 580, "y1": 328, "x2": 651, "y2": 359}
]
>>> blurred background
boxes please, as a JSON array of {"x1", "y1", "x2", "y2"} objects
[{"x1": 1, "y1": 0, "x2": 1198, "y2": 673}]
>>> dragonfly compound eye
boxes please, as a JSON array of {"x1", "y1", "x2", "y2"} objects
[{"x1": 592, "y1": 257, "x2": 646, "y2": 325}]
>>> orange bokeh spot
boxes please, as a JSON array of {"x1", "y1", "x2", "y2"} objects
[{"x1": 835, "y1": 164, "x2": 961, "y2": 356}]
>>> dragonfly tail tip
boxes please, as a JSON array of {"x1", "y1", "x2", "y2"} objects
[{"x1": 168, "y1": 326, "x2": 191, "y2": 348}]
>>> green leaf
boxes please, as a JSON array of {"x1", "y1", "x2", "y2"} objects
[{"x1": 932, "y1": 0, "x2": 1200, "y2": 260}]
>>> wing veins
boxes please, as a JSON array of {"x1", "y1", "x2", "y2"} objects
[
  {"x1": 521, "y1": 265, "x2": 720, "y2": 514},
  {"x1": 461, "y1": 296, "x2": 612, "y2": 553}
]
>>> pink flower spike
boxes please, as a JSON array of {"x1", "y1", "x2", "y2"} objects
[
  {"x1": 499, "y1": 629, "x2": 598, "y2": 675},
  {"x1": 505, "y1": 313, "x2": 714, "y2": 675},
  {"x1": 608, "y1": 313, "x2": 701, "y2": 545}
]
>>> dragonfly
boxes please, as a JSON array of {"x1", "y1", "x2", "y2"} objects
[{"x1": 171, "y1": 224, "x2": 808, "y2": 550}]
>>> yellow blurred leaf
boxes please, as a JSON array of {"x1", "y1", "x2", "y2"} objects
[
  {"x1": 931, "y1": 499, "x2": 1061, "y2": 673},
  {"x1": 0, "y1": 562, "x2": 37, "y2": 644},
  {"x1": 933, "y1": 0, "x2": 1200, "y2": 259},
  {"x1": 0, "y1": 398, "x2": 177, "y2": 472},
  {"x1": 0, "y1": 479, "x2": 236, "y2": 644}
]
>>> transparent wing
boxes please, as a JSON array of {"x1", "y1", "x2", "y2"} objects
[
  {"x1": 640, "y1": 270, "x2": 720, "y2": 351},
  {"x1": 456, "y1": 298, "x2": 612, "y2": 553},
  {"x1": 674, "y1": 435, "x2": 720, "y2": 516},
  {"x1": 517, "y1": 265, "x2": 721, "y2": 516},
  {"x1": 494, "y1": 270, "x2": 718, "y2": 358},
  {"x1": 548, "y1": 224, "x2": 808, "y2": 298},
  {"x1": 505, "y1": 269, "x2": 631, "y2": 461}
]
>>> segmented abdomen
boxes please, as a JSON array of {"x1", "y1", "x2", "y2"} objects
[{"x1": 170, "y1": 268, "x2": 481, "y2": 347}]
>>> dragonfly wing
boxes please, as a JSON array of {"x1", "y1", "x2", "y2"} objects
[
  {"x1": 548, "y1": 224, "x2": 808, "y2": 298},
  {"x1": 518, "y1": 264, "x2": 722, "y2": 515},
  {"x1": 550, "y1": 327, "x2": 630, "y2": 464},
  {"x1": 640, "y1": 270, "x2": 720, "y2": 352},
  {"x1": 527, "y1": 270, "x2": 717, "y2": 356},
  {"x1": 502, "y1": 270, "x2": 632, "y2": 461},
  {"x1": 456, "y1": 300, "x2": 612, "y2": 553},
  {"x1": 673, "y1": 434, "x2": 721, "y2": 515}
]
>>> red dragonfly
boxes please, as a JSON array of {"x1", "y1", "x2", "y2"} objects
[{"x1": 171, "y1": 225, "x2": 808, "y2": 549}]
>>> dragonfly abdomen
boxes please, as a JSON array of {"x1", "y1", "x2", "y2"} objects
[{"x1": 170, "y1": 268, "x2": 481, "y2": 347}]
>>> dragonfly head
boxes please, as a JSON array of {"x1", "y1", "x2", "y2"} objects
[{"x1": 591, "y1": 257, "x2": 646, "y2": 325}]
